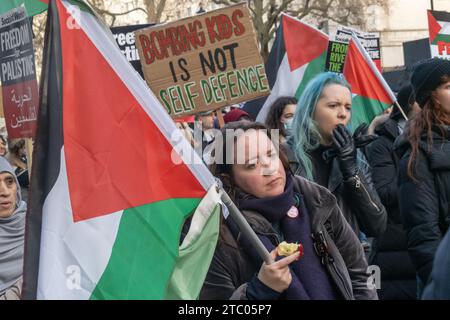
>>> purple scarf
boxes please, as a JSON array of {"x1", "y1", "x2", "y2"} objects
[{"x1": 233, "y1": 174, "x2": 340, "y2": 300}]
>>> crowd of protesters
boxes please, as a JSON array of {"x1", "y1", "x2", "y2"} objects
[
  {"x1": 1, "y1": 57, "x2": 450, "y2": 300},
  {"x1": 197, "y1": 57, "x2": 450, "y2": 300}
]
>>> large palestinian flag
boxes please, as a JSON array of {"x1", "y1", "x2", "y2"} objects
[
  {"x1": 343, "y1": 35, "x2": 396, "y2": 128},
  {"x1": 22, "y1": 0, "x2": 220, "y2": 300},
  {"x1": 428, "y1": 10, "x2": 450, "y2": 59},
  {"x1": 0, "y1": 0, "x2": 48, "y2": 16},
  {"x1": 243, "y1": 14, "x2": 329, "y2": 122}
]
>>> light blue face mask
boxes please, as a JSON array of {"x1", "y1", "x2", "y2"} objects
[{"x1": 283, "y1": 118, "x2": 294, "y2": 136}]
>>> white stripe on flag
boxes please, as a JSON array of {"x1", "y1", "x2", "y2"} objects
[
  {"x1": 256, "y1": 54, "x2": 306, "y2": 123},
  {"x1": 37, "y1": 147, "x2": 123, "y2": 300}
]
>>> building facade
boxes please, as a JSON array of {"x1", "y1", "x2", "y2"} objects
[{"x1": 366, "y1": 0, "x2": 450, "y2": 68}]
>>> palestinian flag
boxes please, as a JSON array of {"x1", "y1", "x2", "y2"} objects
[
  {"x1": 22, "y1": 0, "x2": 220, "y2": 300},
  {"x1": 243, "y1": 14, "x2": 329, "y2": 122},
  {"x1": 0, "y1": 0, "x2": 48, "y2": 16},
  {"x1": 343, "y1": 35, "x2": 396, "y2": 128},
  {"x1": 428, "y1": 10, "x2": 450, "y2": 59}
]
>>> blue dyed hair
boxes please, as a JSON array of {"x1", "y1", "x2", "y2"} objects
[{"x1": 291, "y1": 72, "x2": 351, "y2": 181}]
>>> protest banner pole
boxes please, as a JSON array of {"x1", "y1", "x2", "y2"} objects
[
  {"x1": 218, "y1": 184, "x2": 274, "y2": 264},
  {"x1": 395, "y1": 100, "x2": 409, "y2": 121},
  {"x1": 26, "y1": 138, "x2": 33, "y2": 179},
  {"x1": 216, "y1": 109, "x2": 225, "y2": 128}
]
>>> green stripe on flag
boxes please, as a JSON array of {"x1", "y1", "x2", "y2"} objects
[
  {"x1": 0, "y1": 0, "x2": 47, "y2": 16},
  {"x1": 351, "y1": 95, "x2": 391, "y2": 129},
  {"x1": 295, "y1": 50, "x2": 328, "y2": 99},
  {"x1": 90, "y1": 198, "x2": 201, "y2": 300},
  {"x1": 432, "y1": 33, "x2": 450, "y2": 45}
]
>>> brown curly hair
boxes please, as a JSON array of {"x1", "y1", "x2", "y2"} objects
[{"x1": 407, "y1": 75, "x2": 450, "y2": 180}]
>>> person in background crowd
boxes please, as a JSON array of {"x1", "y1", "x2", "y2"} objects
[
  {"x1": 176, "y1": 121, "x2": 199, "y2": 150},
  {"x1": 395, "y1": 58, "x2": 450, "y2": 297},
  {"x1": 201, "y1": 121, "x2": 377, "y2": 300},
  {"x1": 196, "y1": 1, "x2": 205, "y2": 14},
  {"x1": 422, "y1": 229, "x2": 450, "y2": 300},
  {"x1": 6, "y1": 139, "x2": 28, "y2": 203},
  {"x1": 367, "y1": 84, "x2": 421, "y2": 300},
  {"x1": 265, "y1": 97, "x2": 298, "y2": 145},
  {"x1": 0, "y1": 157, "x2": 27, "y2": 300},
  {"x1": 223, "y1": 108, "x2": 251, "y2": 124},
  {"x1": 0, "y1": 135, "x2": 7, "y2": 157},
  {"x1": 195, "y1": 110, "x2": 216, "y2": 151},
  {"x1": 286, "y1": 72, "x2": 386, "y2": 243}
]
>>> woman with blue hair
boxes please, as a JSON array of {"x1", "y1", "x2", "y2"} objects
[{"x1": 285, "y1": 72, "x2": 387, "y2": 239}]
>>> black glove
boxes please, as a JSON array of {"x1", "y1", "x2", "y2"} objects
[
  {"x1": 329, "y1": 124, "x2": 358, "y2": 180},
  {"x1": 322, "y1": 123, "x2": 377, "y2": 162},
  {"x1": 353, "y1": 123, "x2": 378, "y2": 148}
]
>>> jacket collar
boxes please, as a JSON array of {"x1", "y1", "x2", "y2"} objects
[{"x1": 291, "y1": 175, "x2": 337, "y2": 228}]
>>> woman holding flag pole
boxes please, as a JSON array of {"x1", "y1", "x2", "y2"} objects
[{"x1": 201, "y1": 121, "x2": 377, "y2": 300}]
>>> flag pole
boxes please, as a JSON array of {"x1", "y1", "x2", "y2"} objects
[
  {"x1": 350, "y1": 33, "x2": 409, "y2": 121},
  {"x1": 217, "y1": 183, "x2": 274, "y2": 264},
  {"x1": 395, "y1": 101, "x2": 409, "y2": 121}
]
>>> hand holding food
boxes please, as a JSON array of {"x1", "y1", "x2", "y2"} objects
[{"x1": 277, "y1": 241, "x2": 304, "y2": 258}]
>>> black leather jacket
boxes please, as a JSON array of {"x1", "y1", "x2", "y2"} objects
[
  {"x1": 200, "y1": 176, "x2": 378, "y2": 300},
  {"x1": 284, "y1": 145, "x2": 387, "y2": 238}
]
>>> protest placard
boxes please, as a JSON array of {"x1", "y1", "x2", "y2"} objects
[
  {"x1": 326, "y1": 25, "x2": 381, "y2": 73},
  {"x1": 135, "y1": 3, "x2": 269, "y2": 118},
  {"x1": 111, "y1": 24, "x2": 152, "y2": 78},
  {"x1": 0, "y1": 6, "x2": 38, "y2": 138}
]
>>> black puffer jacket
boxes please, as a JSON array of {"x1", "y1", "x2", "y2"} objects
[
  {"x1": 200, "y1": 175, "x2": 378, "y2": 300},
  {"x1": 366, "y1": 118, "x2": 416, "y2": 299},
  {"x1": 284, "y1": 145, "x2": 387, "y2": 238},
  {"x1": 394, "y1": 125, "x2": 450, "y2": 290}
]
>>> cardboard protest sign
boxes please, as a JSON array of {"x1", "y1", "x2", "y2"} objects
[
  {"x1": 0, "y1": 6, "x2": 38, "y2": 138},
  {"x1": 326, "y1": 26, "x2": 381, "y2": 73},
  {"x1": 427, "y1": 10, "x2": 450, "y2": 59},
  {"x1": 111, "y1": 24, "x2": 152, "y2": 78},
  {"x1": 135, "y1": 3, "x2": 269, "y2": 118}
]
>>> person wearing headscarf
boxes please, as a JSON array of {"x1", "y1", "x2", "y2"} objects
[{"x1": 0, "y1": 157, "x2": 27, "y2": 300}]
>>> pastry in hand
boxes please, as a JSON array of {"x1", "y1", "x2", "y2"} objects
[{"x1": 277, "y1": 241, "x2": 304, "y2": 258}]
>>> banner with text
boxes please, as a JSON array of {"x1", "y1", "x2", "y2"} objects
[
  {"x1": 326, "y1": 26, "x2": 381, "y2": 73},
  {"x1": 135, "y1": 3, "x2": 269, "y2": 118},
  {"x1": 0, "y1": 6, "x2": 38, "y2": 138},
  {"x1": 428, "y1": 10, "x2": 450, "y2": 59},
  {"x1": 111, "y1": 24, "x2": 152, "y2": 79}
]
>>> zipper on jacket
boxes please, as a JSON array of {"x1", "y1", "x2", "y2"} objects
[
  {"x1": 354, "y1": 175, "x2": 380, "y2": 212},
  {"x1": 312, "y1": 231, "x2": 353, "y2": 299},
  {"x1": 329, "y1": 257, "x2": 353, "y2": 300}
]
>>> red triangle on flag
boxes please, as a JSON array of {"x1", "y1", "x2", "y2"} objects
[
  {"x1": 57, "y1": 1, "x2": 204, "y2": 222},
  {"x1": 282, "y1": 15, "x2": 329, "y2": 71},
  {"x1": 428, "y1": 10, "x2": 442, "y2": 44},
  {"x1": 343, "y1": 39, "x2": 393, "y2": 105}
]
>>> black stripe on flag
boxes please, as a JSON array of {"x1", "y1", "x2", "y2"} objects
[
  {"x1": 22, "y1": 0, "x2": 64, "y2": 300},
  {"x1": 430, "y1": 10, "x2": 450, "y2": 23},
  {"x1": 242, "y1": 19, "x2": 286, "y2": 120}
]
